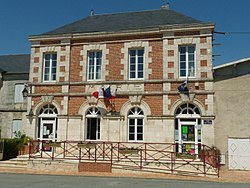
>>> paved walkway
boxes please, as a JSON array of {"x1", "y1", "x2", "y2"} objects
[{"x1": 0, "y1": 167, "x2": 249, "y2": 184}]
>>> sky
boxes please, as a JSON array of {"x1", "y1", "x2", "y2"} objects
[{"x1": 0, "y1": 0, "x2": 250, "y2": 66}]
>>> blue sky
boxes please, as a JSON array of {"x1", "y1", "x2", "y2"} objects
[{"x1": 0, "y1": 0, "x2": 250, "y2": 66}]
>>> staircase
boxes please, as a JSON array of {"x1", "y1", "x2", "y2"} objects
[{"x1": 0, "y1": 155, "x2": 28, "y2": 170}]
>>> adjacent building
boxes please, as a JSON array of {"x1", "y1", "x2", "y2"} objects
[
  {"x1": 26, "y1": 6, "x2": 215, "y2": 155},
  {"x1": 0, "y1": 54, "x2": 30, "y2": 138},
  {"x1": 214, "y1": 58, "x2": 250, "y2": 170}
]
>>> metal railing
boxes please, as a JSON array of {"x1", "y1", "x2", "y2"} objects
[{"x1": 28, "y1": 140, "x2": 220, "y2": 177}]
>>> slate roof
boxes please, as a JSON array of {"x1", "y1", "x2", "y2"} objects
[
  {"x1": 0, "y1": 54, "x2": 30, "y2": 74},
  {"x1": 38, "y1": 9, "x2": 212, "y2": 36}
]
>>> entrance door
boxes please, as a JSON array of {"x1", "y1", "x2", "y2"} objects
[
  {"x1": 178, "y1": 121, "x2": 198, "y2": 154},
  {"x1": 40, "y1": 119, "x2": 56, "y2": 142},
  {"x1": 86, "y1": 118, "x2": 100, "y2": 140}
]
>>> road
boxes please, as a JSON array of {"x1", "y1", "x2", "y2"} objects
[{"x1": 0, "y1": 173, "x2": 249, "y2": 188}]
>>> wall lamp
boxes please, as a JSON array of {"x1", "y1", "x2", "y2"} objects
[{"x1": 22, "y1": 84, "x2": 31, "y2": 98}]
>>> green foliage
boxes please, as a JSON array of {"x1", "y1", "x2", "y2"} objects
[
  {"x1": 2, "y1": 131, "x2": 32, "y2": 160},
  {"x1": 3, "y1": 138, "x2": 20, "y2": 160}
]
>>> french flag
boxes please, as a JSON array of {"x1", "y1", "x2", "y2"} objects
[
  {"x1": 92, "y1": 87, "x2": 104, "y2": 99},
  {"x1": 93, "y1": 86, "x2": 117, "y2": 99}
]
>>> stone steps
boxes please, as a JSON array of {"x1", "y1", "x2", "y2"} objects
[{"x1": 0, "y1": 156, "x2": 28, "y2": 170}]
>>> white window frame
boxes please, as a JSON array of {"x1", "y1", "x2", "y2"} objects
[
  {"x1": 179, "y1": 46, "x2": 196, "y2": 78},
  {"x1": 86, "y1": 107, "x2": 101, "y2": 140},
  {"x1": 87, "y1": 51, "x2": 102, "y2": 81},
  {"x1": 14, "y1": 84, "x2": 24, "y2": 103},
  {"x1": 43, "y1": 53, "x2": 57, "y2": 82},
  {"x1": 128, "y1": 107, "x2": 144, "y2": 142},
  {"x1": 129, "y1": 49, "x2": 144, "y2": 80}
]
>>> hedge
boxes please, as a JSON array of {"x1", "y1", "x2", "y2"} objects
[{"x1": 2, "y1": 138, "x2": 22, "y2": 160}]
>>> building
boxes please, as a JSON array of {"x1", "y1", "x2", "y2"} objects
[
  {"x1": 214, "y1": 58, "x2": 250, "y2": 170},
  {"x1": 26, "y1": 6, "x2": 215, "y2": 155},
  {"x1": 0, "y1": 54, "x2": 30, "y2": 138}
]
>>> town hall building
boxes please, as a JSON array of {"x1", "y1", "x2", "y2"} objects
[{"x1": 25, "y1": 6, "x2": 215, "y2": 156}]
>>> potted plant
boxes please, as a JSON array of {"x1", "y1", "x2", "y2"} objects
[
  {"x1": 200, "y1": 145, "x2": 221, "y2": 168},
  {"x1": 15, "y1": 131, "x2": 33, "y2": 155}
]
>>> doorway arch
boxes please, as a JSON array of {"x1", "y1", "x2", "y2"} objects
[
  {"x1": 37, "y1": 104, "x2": 58, "y2": 142},
  {"x1": 175, "y1": 103, "x2": 202, "y2": 155},
  {"x1": 86, "y1": 107, "x2": 101, "y2": 140}
]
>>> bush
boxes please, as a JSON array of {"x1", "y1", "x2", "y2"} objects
[
  {"x1": 2, "y1": 131, "x2": 32, "y2": 160},
  {"x1": 3, "y1": 138, "x2": 20, "y2": 160}
]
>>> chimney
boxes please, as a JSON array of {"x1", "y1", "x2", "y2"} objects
[
  {"x1": 90, "y1": 9, "x2": 95, "y2": 16},
  {"x1": 161, "y1": 3, "x2": 170, "y2": 10}
]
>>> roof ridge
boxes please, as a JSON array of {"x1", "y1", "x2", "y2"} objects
[{"x1": 88, "y1": 8, "x2": 167, "y2": 17}]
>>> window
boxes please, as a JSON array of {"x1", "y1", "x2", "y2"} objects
[
  {"x1": 128, "y1": 107, "x2": 144, "y2": 141},
  {"x1": 179, "y1": 46, "x2": 195, "y2": 77},
  {"x1": 88, "y1": 51, "x2": 102, "y2": 80},
  {"x1": 129, "y1": 49, "x2": 144, "y2": 79},
  {"x1": 14, "y1": 84, "x2": 24, "y2": 103},
  {"x1": 175, "y1": 103, "x2": 201, "y2": 115},
  {"x1": 38, "y1": 104, "x2": 58, "y2": 141},
  {"x1": 43, "y1": 53, "x2": 57, "y2": 81},
  {"x1": 86, "y1": 107, "x2": 101, "y2": 140},
  {"x1": 39, "y1": 104, "x2": 58, "y2": 115},
  {"x1": 12, "y1": 120, "x2": 22, "y2": 138}
]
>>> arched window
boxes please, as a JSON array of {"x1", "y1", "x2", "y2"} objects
[
  {"x1": 39, "y1": 104, "x2": 58, "y2": 115},
  {"x1": 128, "y1": 107, "x2": 144, "y2": 141},
  {"x1": 175, "y1": 103, "x2": 200, "y2": 115},
  {"x1": 86, "y1": 107, "x2": 101, "y2": 140}
]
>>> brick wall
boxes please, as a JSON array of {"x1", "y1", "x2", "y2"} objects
[
  {"x1": 174, "y1": 31, "x2": 200, "y2": 36},
  {"x1": 31, "y1": 96, "x2": 41, "y2": 109},
  {"x1": 35, "y1": 86, "x2": 62, "y2": 93},
  {"x1": 106, "y1": 43, "x2": 124, "y2": 81},
  {"x1": 70, "y1": 46, "x2": 83, "y2": 82},
  {"x1": 78, "y1": 162, "x2": 111, "y2": 173},
  {"x1": 69, "y1": 85, "x2": 85, "y2": 93},
  {"x1": 195, "y1": 94, "x2": 208, "y2": 110},
  {"x1": 144, "y1": 83, "x2": 163, "y2": 92},
  {"x1": 54, "y1": 96, "x2": 64, "y2": 111},
  {"x1": 144, "y1": 96, "x2": 163, "y2": 115},
  {"x1": 100, "y1": 97, "x2": 129, "y2": 112},
  {"x1": 68, "y1": 96, "x2": 86, "y2": 115},
  {"x1": 168, "y1": 95, "x2": 181, "y2": 110},
  {"x1": 149, "y1": 40, "x2": 163, "y2": 80}
]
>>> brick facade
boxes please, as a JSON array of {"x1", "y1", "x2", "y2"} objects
[{"x1": 27, "y1": 10, "x2": 214, "y2": 145}]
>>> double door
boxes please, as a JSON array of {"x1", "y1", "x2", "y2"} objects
[
  {"x1": 39, "y1": 118, "x2": 57, "y2": 142},
  {"x1": 177, "y1": 120, "x2": 200, "y2": 155}
]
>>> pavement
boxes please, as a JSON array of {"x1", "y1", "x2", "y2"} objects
[{"x1": 0, "y1": 167, "x2": 249, "y2": 184}]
